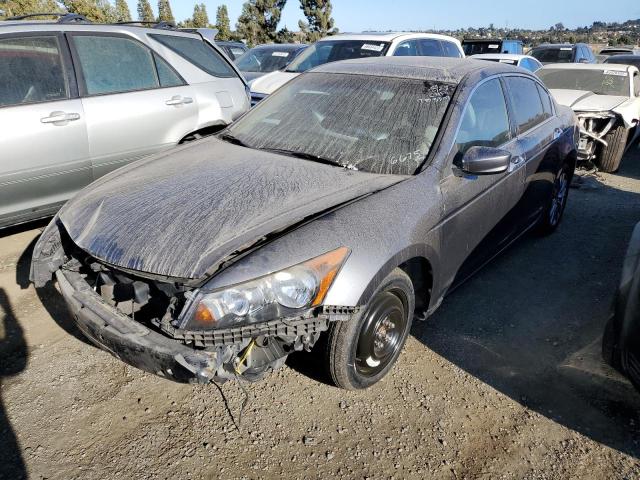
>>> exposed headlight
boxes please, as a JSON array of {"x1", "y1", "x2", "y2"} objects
[{"x1": 179, "y1": 247, "x2": 349, "y2": 331}]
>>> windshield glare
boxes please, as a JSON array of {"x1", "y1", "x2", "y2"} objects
[
  {"x1": 285, "y1": 40, "x2": 391, "y2": 73},
  {"x1": 531, "y1": 47, "x2": 573, "y2": 63},
  {"x1": 226, "y1": 72, "x2": 456, "y2": 175},
  {"x1": 236, "y1": 47, "x2": 298, "y2": 73},
  {"x1": 538, "y1": 68, "x2": 630, "y2": 97}
]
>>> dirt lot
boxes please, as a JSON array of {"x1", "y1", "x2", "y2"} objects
[{"x1": 2, "y1": 146, "x2": 640, "y2": 480}]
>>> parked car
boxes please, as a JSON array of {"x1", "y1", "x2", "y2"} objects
[
  {"x1": 462, "y1": 38, "x2": 523, "y2": 55},
  {"x1": 603, "y1": 221, "x2": 640, "y2": 392},
  {"x1": 215, "y1": 40, "x2": 248, "y2": 61},
  {"x1": 604, "y1": 54, "x2": 640, "y2": 71},
  {"x1": 599, "y1": 46, "x2": 640, "y2": 58},
  {"x1": 32, "y1": 57, "x2": 578, "y2": 390},
  {"x1": 0, "y1": 14, "x2": 250, "y2": 229},
  {"x1": 530, "y1": 43, "x2": 596, "y2": 65},
  {"x1": 248, "y1": 32, "x2": 464, "y2": 105},
  {"x1": 538, "y1": 63, "x2": 640, "y2": 172},
  {"x1": 471, "y1": 53, "x2": 542, "y2": 72},
  {"x1": 236, "y1": 43, "x2": 307, "y2": 83}
]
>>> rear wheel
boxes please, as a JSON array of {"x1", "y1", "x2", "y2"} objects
[
  {"x1": 596, "y1": 125, "x2": 629, "y2": 173},
  {"x1": 325, "y1": 268, "x2": 414, "y2": 390},
  {"x1": 536, "y1": 161, "x2": 571, "y2": 235}
]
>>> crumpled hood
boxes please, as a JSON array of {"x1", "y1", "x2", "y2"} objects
[
  {"x1": 59, "y1": 137, "x2": 405, "y2": 280},
  {"x1": 249, "y1": 70, "x2": 299, "y2": 95},
  {"x1": 549, "y1": 89, "x2": 627, "y2": 111}
]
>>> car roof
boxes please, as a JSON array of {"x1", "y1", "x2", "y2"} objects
[
  {"x1": 604, "y1": 54, "x2": 640, "y2": 61},
  {"x1": 0, "y1": 20, "x2": 203, "y2": 38},
  {"x1": 540, "y1": 63, "x2": 631, "y2": 72},
  {"x1": 533, "y1": 43, "x2": 578, "y2": 49},
  {"x1": 462, "y1": 38, "x2": 521, "y2": 43},
  {"x1": 471, "y1": 53, "x2": 531, "y2": 61},
  {"x1": 250, "y1": 43, "x2": 307, "y2": 50},
  {"x1": 318, "y1": 32, "x2": 459, "y2": 43},
  {"x1": 313, "y1": 56, "x2": 520, "y2": 83}
]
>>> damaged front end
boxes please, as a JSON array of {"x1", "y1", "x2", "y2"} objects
[
  {"x1": 31, "y1": 219, "x2": 356, "y2": 384},
  {"x1": 576, "y1": 111, "x2": 618, "y2": 162}
]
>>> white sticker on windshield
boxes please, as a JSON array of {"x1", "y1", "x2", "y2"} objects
[
  {"x1": 604, "y1": 70, "x2": 628, "y2": 77},
  {"x1": 489, "y1": 44, "x2": 499, "y2": 49},
  {"x1": 272, "y1": 51, "x2": 289, "y2": 57},
  {"x1": 361, "y1": 43, "x2": 385, "y2": 52},
  {"x1": 560, "y1": 47, "x2": 572, "y2": 51},
  {"x1": 499, "y1": 59, "x2": 515, "y2": 63}
]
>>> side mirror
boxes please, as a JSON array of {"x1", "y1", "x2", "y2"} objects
[{"x1": 460, "y1": 146, "x2": 512, "y2": 175}]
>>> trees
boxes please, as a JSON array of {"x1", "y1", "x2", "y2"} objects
[
  {"x1": 157, "y1": 0, "x2": 173, "y2": 23},
  {"x1": 137, "y1": 0, "x2": 153, "y2": 22},
  {"x1": 60, "y1": 0, "x2": 116, "y2": 22},
  {"x1": 215, "y1": 4, "x2": 231, "y2": 40},
  {"x1": 236, "y1": 0, "x2": 287, "y2": 46},
  {"x1": 1, "y1": 0, "x2": 61, "y2": 18},
  {"x1": 298, "y1": 0, "x2": 334, "y2": 43},
  {"x1": 114, "y1": 0, "x2": 131, "y2": 21}
]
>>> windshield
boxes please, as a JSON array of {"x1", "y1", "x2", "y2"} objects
[
  {"x1": 530, "y1": 47, "x2": 573, "y2": 63},
  {"x1": 463, "y1": 42, "x2": 502, "y2": 55},
  {"x1": 236, "y1": 47, "x2": 299, "y2": 73},
  {"x1": 285, "y1": 40, "x2": 391, "y2": 73},
  {"x1": 538, "y1": 68, "x2": 630, "y2": 96},
  {"x1": 224, "y1": 72, "x2": 456, "y2": 175}
]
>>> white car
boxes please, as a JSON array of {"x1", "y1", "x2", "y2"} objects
[
  {"x1": 538, "y1": 63, "x2": 640, "y2": 172},
  {"x1": 471, "y1": 53, "x2": 542, "y2": 72},
  {"x1": 249, "y1": 32, "x2": 464, "y2": 105}
]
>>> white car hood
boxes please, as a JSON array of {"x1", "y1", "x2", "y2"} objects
[
  {"x1": 550, "y1": 89, "x2": 639, "y2": 128},
  {"x1": 249, "y1": 70, "x2": 300, "y2": 95}
]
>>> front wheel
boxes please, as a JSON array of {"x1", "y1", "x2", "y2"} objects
[
  {"x1": 596, "y1": 125, "x2": 629, "y2": 173},
  {"x1": 325, "y1": 268, "x2": 415, "y2": 390},
  {"x1": 535, "y1": 161, "x2": 572, "y2": 236}
]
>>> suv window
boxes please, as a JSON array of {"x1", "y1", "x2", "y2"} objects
[
  {"x1": 153, "y1": 52, "x2": 185, "y2": 87},
  {"x1": 455, "y1": 79, "x2": 511, "y2": 154},
  {"x1": 442, "y1": 41, "x2": 461, "y2": 58},
  {"x1": 536, "y1": 84, "x2": 554, "y2": 119},
  {"x1": 394, "y1": 40, "x2": 419, "y2": 56},
  {"x1": 418, "y1": 39, "x2": 443, "y2": 56},
  {"x1": 151, "y1": 34, "x2": 237, "y2": 78},
  {"x1": 73, "y1": 35, "x2": 160, "y2": 95},
  {"x1": 505, "y1": 77, "x2": 547, "y2": 134},
  {"x1": 0, "y1": 36, "x2": 68, "y2": 107}
]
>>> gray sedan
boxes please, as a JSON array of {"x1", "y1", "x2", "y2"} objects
[{"x1": 31, "y1": 57, "x2": 579, "y2": 390}]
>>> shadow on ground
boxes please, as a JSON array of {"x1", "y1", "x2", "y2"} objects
[
  {"x1": 412, "y1": 148, "x2": 640, "y2": 458},
  {"x1": 0, "y1": 288, "x2": 28, "y2": 480}
]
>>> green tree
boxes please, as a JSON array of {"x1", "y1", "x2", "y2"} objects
[
  {"x1": 156, "y1": 0, "x2": 173, "y2": 23},
  {"x1": 137, "y1": 0, "x2": 153, "y2": 21},
  {"x1": 114, "y1": 0, "x2": 130, "y2": 21},
  {"x1": 1, "y1": 0, "x2": 61, "y2": 18},
  {"x1": 215, "y1": 4, "x2": 231, "y2": 40},
  {"x1": 236, "y1": 0, "x2": 287, "y2": 46},
  {"x1": 298, "y1": 0, "x2": 334, "y2": 43},
  {"x1": 191, "y1": 2, "x2": 208, "y2": 28},
  {"x1": 61, "y1": 0, "x2": 116, "y2": 22}
]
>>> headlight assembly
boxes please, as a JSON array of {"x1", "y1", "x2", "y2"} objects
[{"x1": 179, "y1": 247, "x2": 350, "y2": 331}]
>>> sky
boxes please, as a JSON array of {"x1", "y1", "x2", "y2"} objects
[{"x1": 126, "y1": 0, "x2": 640, "y2": 32}]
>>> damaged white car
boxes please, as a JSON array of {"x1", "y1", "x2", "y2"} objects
[{"x1": 538, "y1": 64, "x2": 640, "y2": 172}]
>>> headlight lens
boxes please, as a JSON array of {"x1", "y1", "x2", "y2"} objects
[{"x1": 179, "y1": 247, "x2": 349, "y2": 331}]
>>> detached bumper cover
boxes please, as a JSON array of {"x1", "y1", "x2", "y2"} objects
[{"x1": 56, "y1": 268, "x2": 227, "y2": 384}]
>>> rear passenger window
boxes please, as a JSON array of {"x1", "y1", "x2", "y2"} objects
[
  {"x1": 442, "y1": 41, "x2": 461, "y2": 58},
  {"x1": 153, "y1": 53, "x2": 185, "y2": 87},
  {"x1": 419, "y1": 39, "x2": 443, "y2": 56},
  {"x1": 73, "y1": 35, "x2": 159, "y2": 95},
  {"x1": 455, "y1": 79, "x2": 511, "y2": 154},
  {"x1": 536, "y1": 84, "x2": 554, "y2": 119},
  {"x1": 505, "y1": 77, "x2": 546, "y2": 134},
  {"x1": 0, "y1": 36, "x2": 68, "y2": 107},
  {"x1": 151, "y1": 34, "x2": 237, "y2": 78}
]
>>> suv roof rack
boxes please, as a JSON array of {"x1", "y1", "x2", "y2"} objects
[
  {"x1": 6, "y1": 12, "x2": 89, "y2": 23},
  {"x1": 115, "y1": 20, "x2": 176, "y2": 30}
]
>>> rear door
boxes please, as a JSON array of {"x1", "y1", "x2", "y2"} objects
[
  {"x1": 439, "y1": 77, "x2": 526, "y2": 288},
  {"x1": 68, "y1": 32, "x2": 199, "y2": 179},
  {"x1": 0, "y1": 33, "x2": 91, "y2": 227}
]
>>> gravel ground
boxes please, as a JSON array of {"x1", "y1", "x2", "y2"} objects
[{"x1": 1, "y1": 146, "x2": 640, "y2": 480}]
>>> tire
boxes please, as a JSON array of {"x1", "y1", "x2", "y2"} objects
[
  {"x1": 596, "y1": 125, "x2": 629, "y2": 173},
  {"x1": 535, "y1": 161, "x2": 571, "y2": 236},
  {"x1": 325, "y1": 268, "x2": 415, "y2": 390}
]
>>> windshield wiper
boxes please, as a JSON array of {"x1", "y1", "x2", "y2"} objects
[
  {"x1": 260, "y1": 148, "x2": 348, "y2": 168},
  {"x1": 219, "y1": 132, "x2": 251, "y2": 148}
]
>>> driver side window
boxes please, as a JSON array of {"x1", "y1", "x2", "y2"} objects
[
  {"x1": 454, "y1": 78, "x2": 511, "y2": 156},
  {"x1": 634, "y1": 72, "x2": 640, "y2": 97}
]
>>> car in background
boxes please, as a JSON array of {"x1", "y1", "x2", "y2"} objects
[
  {"x1": 32, "y1": 57, "x2": 578, "y2": 390},
  {"x1": 603, "y1": 221, "x2": 640, "y2": 393},
  {"x1": 216, "y1": 40, "x2": 248, "y2": 61},
  {"x1": 236, "y1": 43, "x2": 307, "y2": 83},
  {"x1": 530, "y1": 43, "x2": 596, "y2": 65},
  {"x1": 604, "y1": 54, "x2": 640, "y2": 71},
  {"x1": 248, "y1": 32, "x2": 464, "y2": 105},
  {"x1": 462, "y1": 38, "x2": 523, "y2": 55},
  {"x1": 600, "y1": 46, "x2": 640, "y2": 58},
  {"x1": 0, "y1": 14, "x2": 250, "y2": 228},
  {"x1": 538, "y1": 63, "x2": 640, "y2": 172},
  {"x1": 471, "y1": 53, "x2": 542, "y2": 72}
]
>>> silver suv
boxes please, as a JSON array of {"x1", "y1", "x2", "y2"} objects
[{"x1": 0, "y1": 14, "x2": 250, "y2": 228}]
